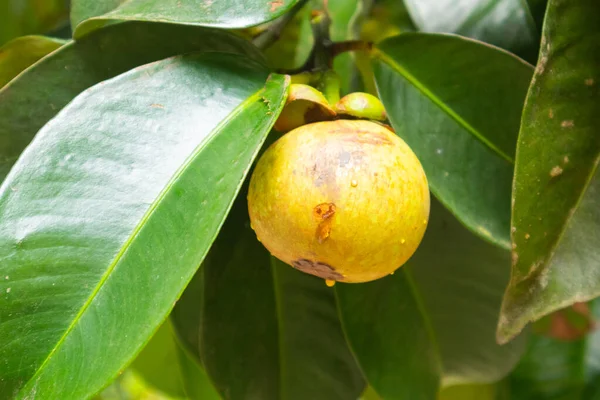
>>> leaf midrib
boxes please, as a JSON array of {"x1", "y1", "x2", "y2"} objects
[
  {"x1": 18, "y1": 86, "x2": 266, "y2": 397},
  {"x1": 374, "y1": 48, "x2": 514, "y2": 164}
]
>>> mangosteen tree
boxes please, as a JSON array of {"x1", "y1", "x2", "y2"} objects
[{"x1": 0, "y1": 0, "x2": 598, "y2": 399}]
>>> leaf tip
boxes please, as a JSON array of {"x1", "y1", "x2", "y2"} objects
[{"x1": 495, "y1": 310, "x2": 527, "y2": 345}]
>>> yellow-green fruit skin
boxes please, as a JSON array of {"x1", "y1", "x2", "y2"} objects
[{"x1": 248, "y1": 120, "x2": 430, "y2": 283}]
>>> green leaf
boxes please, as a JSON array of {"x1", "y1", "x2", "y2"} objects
[
  {"x1": 336, "y1": 197, "x2": 526, "y2": 399},
  {"x1": 526, "y1": 0, "x2": 548, "y2": 31},
  {"x1": 0, "y1": 53, "x2": 289, "y2": 399},
  {"x1": 0, "y1": 0, "x2": 69, "y2": 46},
  {"x1": 373, "y1": 33, "x2": 533, "y2": 249},
  {"x1": 0, "y1": 35, "x2": 65, "y2": 88},
  {"x1": 341, "y1": 0, "x2": 416, "y2": 96},
  {"x1": 498, "y1": 0, "x2": 600, "y2": 343},
  {"x1": 360, "y1": 0, "x2": 415, "y2": 40},
  {"x1": 71, "y1": 0, "x2": 300, "y2": 39},
  {"x1": 328, "y1": 0, "x2": 367, "y2": 94},
  {"x1": 263, "y1": 3, "x2": 313, "y2": 70},
  {"x1": 438, "y1": 383, "x2": 506, "y2": 400},
  {"x1": 402, "y1": 0, "x2": 539, "y2": 61},
  {"x1": 96, "y1": 370, "x2": 178, "y2": 400},
  {"x1": 129, "y1": 318, "x2": 219, "y2": 399},
  {"x1": 0, "y1": 22, "x2": 263, "y2": 184},
  {"x1": 175, "y1": 341, "x2": 220, "y2": 400},
  {"x1": 506, "y1": 301, "x2": 600, "y2": 399},
  {"x1": 130, "y1": 320, "x2": 187, "y2": 398},
  {"x1": 172, "y1": 194, "x2": 365, "y2": 400}
]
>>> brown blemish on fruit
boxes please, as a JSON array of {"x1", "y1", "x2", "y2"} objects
[
  {"x1": 314, "y1": 203, "x2": 336, "y2": 243},
  {"x1": 330, "y1": 130, "x2": 392, "y2": 146},
  {"x1": 292, "y1": 258, "x2": 343, "y2": 280},
  {"x1": 585, "y1": 78, "x2": 594, "y2": 86}
]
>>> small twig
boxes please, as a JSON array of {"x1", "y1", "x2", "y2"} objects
[
  {"x1": 253, "y1": 0, "x2": 310, "y2": 50},
  {"x1": 329, "y1": 40, "x2": 372, "y2": 57}
]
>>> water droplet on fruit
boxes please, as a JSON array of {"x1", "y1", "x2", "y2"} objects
[
  {"x1": 351, "y1": 179, "x2": 358, "y2": 187},
  {"x1": 325, "y1": 279, "x2": 336, "y2": 287},
  {"x1": 390, "y1": 271, "x2": 395, "y2": 275},
  {"x1": 400, "y1": 238, "x2": 406, "y2": 244}
]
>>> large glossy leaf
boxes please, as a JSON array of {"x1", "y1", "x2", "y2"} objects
[
  {"x1": 373, "y1": 33, "x2": 533, "y2": 250},
  {"x1": 403, "y1": 0, "x2": 539, "y2": 62},
  {"x1": 0, "y1": 21, "x2": 263, "y2": 184},
  {"x1": 336, "y1": 198, "x2": 526, "y2": 399},
  {"x1": 0, "y1": 36, "x2": 65, "y2": 88},
  {"x1": 172, "y1": 194, "x2": 365, "y2": 400},
  {"x1": 0, "y1": 0, "x2": 69, "y2": 46},
  {"x1": 498, "y1": 0, "x2": 600, "y2": 343},
  {"x1": 71, "y1": 0, "x2": 299, "y2": 39},
  {"x1": 0, "y1": 53, "x2": 288, "y2": 399}
]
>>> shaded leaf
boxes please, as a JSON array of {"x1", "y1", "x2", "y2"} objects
[
  {"x1": 0, "y1": 0, "x2": 69, "y2": 46},
  {"x1": 96, "y1": 370, "x2": 179, "y2": 400},
  {"x1": 0, "y1": 35, "x2": 65, "y2": 88},
  {"x1": 507, "y1": 301, "x2": 600, "y2": 399},
  {"x1": 438, "y1": 383, "x2": 505, "y2": 400},
  {"x1": 0, "y1": 53, "x2": 288, "y2": 399},
  {"x1": 498, "y1": 0, "x2": 600, "y2": 343},
  {"x1": 129, "y1": 318, "x2": 219, "y2": 399},
  {"x1": 263, "y1": 3, "x2": 313, "y2": 70},
  {"x1": 360, "y1": 386, "x2": 381, "y2": 400},
  {"x1": 130, "y1": 320, "x2": 187, "y2": 398},
  {"x1": 360, "y1": 0, "x2": 415, "y2": 40},
  {"x1": 0, "y1": 22, "x2": 263, "y2": 183},
  {"x1": 403, "y1": 0, "x2": 539, "y2": 62},
  {"x1": 175, "y1": 342, "x2": 220, "y2": 400},
  {"x1": 526, "y1": 0, "x2": 549, "y2": 33},
  {"x1": 349, "y1": 0, "x2": 416, "y2": 96},
  {"x1": 71, "y1": 0, "x2": 299, "y2": 39},
  {"x1": 373, "y1": 33, "x2": 533, "y2": 249},
  {"x1": 172, "y1": 194, "x2": 365, "y2": 400},
  {"x1": 336, "y1": 198, "x2": 526, "y2": 399},
  {"x1": 328, "y1": 0, "x2": 367, "y2": 94}
]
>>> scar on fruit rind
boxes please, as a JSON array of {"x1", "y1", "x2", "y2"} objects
[
  {"x1": 314, "y1": 203, "x2": 336, "y2": 243},
  {"x1": 313, "y1": 202, "x2": 336, "y2": 219},
  {"x1": 292, "y1": 258, "x2": 343, "y2": 280}
]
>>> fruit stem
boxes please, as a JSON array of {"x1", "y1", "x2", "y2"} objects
[{"x1": 329, "y1": 40, "x2": 373, "y2": 57}]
